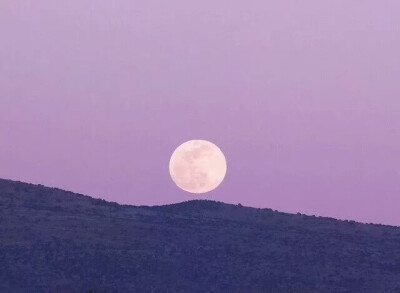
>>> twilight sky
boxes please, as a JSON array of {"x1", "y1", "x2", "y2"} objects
[{"x1": 1, "y1": 1, "x2": 400, "y2": 225}]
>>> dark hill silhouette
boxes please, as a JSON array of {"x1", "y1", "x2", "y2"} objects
[{"x1": 0, "y1": 178, "x2": 400, "y2": 293}]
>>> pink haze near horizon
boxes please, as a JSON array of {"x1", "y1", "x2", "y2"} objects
[{"x1": 1, "y1": 1, "x2": 400, "y2": 225}]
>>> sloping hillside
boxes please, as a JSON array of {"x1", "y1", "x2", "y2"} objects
[{"x1": 0, "y1": 178, "x2": 400, "y2": 293}]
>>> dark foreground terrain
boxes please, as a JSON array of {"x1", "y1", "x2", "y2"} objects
[{"x1": 1, "y1": 179, "x2": 400, "y2": 293}]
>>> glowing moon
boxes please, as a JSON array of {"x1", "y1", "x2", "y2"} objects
[{"x1": 169, "y1": 140, "x2": 227, "y2": 194}]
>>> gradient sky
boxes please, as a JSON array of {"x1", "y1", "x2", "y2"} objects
[{"x1": 1, "y1": 1, "x2": 400, "y2": 225}]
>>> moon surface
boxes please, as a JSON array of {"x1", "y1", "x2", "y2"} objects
[{"x1": 169, "y1": 140, "x2": 227, "y2": 194}]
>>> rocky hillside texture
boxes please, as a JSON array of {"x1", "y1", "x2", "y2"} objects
[{"x1": 0, "y1": 178, "x2": 400, "y2": 293}]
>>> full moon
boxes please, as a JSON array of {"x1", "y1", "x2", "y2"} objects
[{"x1": 169, "y1": 140, "x2": 227, "y2": 194}]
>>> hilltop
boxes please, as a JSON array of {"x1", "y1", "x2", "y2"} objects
[{"x1": 0, "y1": 178, "x2": 400, "y2": 292}]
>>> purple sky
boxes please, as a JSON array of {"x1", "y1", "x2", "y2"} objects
[{"x1": 1, "y1": 1, "x2": 400, "y2": 225}]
